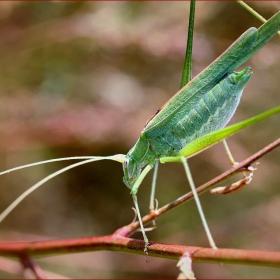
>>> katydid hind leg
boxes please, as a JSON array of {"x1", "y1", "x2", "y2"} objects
[
  {"x1": 222, "y1": 140, "x2": 238, "y2": 167},
  {"x1": 211, "y1": 140, "x2": 255, "y2": 194},
  {"x1": 180, "y1": 157, "x2": 217, "y2": 249}
]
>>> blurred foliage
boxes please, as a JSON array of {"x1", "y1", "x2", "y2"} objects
[{"x1": 0, "y1": 1, "x2": 279, "y2": 278}]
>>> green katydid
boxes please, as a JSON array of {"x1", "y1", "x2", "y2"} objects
[
  {"x1": 123, "y1": 10, "x2": 280, "y2": 251},
  {"x1": 0, "y1": 4, "x2": 279, "y2": 255}
]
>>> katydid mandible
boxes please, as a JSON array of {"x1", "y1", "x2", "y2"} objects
[{"x1": 123, "y1": 10, "x2": 280, "y2": 252}]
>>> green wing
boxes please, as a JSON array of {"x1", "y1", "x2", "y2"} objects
[{"x1": 143, "y1": 12, "x2": 280, "y2": 139}]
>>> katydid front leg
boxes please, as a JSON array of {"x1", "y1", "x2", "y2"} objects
[{"x1": 130, "y1": 164, "x2": 154, "y2": 254}]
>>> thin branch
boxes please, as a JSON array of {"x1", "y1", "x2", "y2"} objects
[{"x1": 0, "y1": 234, "x2": 280, "y2": 267}]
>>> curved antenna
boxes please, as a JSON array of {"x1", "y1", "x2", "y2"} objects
[
  {"x1": 0, "y1": 155, "x2": 125, "y2": 176},
  {"x1": 0, "y1": 154, "x2": 125, "y2": 224}
]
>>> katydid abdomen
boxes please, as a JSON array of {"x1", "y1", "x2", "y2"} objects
[
  {"x1": 171, "y1": 67, "x2": 252, "y2": 150},
  {"x1": 123, "y1": 67, "x2": 252, "y2": 189}
]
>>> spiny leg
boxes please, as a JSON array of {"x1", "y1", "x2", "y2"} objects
[{"x1": 180, "y1": 156, "x2": 217, "y2": 249}]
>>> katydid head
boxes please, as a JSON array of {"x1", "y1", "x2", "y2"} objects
[
  {"x1": 123, "y1": 137, "x2": 156, "y2": 189},
  {"x1": 123, "y1": 149, "x2": 149, "y2": 189},
  {"x1": 123, "y1": 155, "x2": 139, "y2": 189},
  {"x1": 123, "y1": 153, "x2": 155, "y2": 191}
]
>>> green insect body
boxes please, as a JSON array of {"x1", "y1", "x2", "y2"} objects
[
  {"x1": 121, "y1": 11, "x2": 280, "y2": 251},
  {"x1": 123, "y1": 67, "x2": 252, "y2": 189},
  {"x1": 123, "y1": 11, "x2": 280, "y2": 191}
]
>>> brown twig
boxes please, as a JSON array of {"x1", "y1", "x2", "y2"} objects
[{"x1": 0, "y1": 234, "x2": 280, "y2": 267}]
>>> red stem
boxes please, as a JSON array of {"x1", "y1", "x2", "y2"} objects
[{"x1": 0, "y1": 233, "x2": 280, "y2": 267}]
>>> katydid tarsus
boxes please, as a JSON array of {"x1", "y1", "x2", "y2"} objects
[{"x1": 0, "y1": 4, "x2": 279, "y2": 255}]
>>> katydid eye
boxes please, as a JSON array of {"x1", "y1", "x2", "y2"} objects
[{"x1": 124, "y1": 158, "x2": 129, "y2": 168}]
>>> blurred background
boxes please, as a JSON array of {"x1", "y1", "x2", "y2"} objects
[{"x1": 0, "y1": 1, "x2": 279, "y2": 278}]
